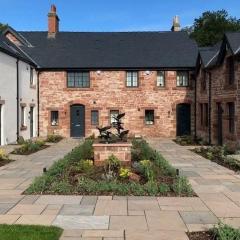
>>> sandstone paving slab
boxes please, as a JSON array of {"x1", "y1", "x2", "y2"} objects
[
  {"x1": 35, "y1": 195, "x2": 82, "y2": 205},
  {"x1": 0, "y1": 190, "x2": 23, "y2": 195},
  {"x1": 0, "y1": 203, "x2": 16, "y2": 214},
  {"x1": 16, "y1": 214, "x2": 56, "y2": 225},
  {"x1": 53, "y1": 215, "x2": 109, "y2": 230},
  {"x1": 60, "y1": 204, "x2": 94, "y2": 216},
  {"x1": 198, "y1": 193, "x2": 230, "y2": 202},
  {"x1": 219, "y1": 218, "x2": 240, "y2": 228},
  {"x1": 0, "y1": 214, "x2": 20, "y2": 224},
  {"x1": 193, "y1": 185, "x2": 229, "y2": 194},
  {"x1": 202, "y1": 200, "x2": 240, "y2": 218},
  {"x1": 81, "y1": 196, "x2": 98, "y2": 206},
  {"x1": 82, "y1": 230, "x2": 124, "y2": 238},
  {"x1": 61, "y1": 229, "x2": 84, "y2": 237},
  {"x1": 109, "y1": 216, "x2": 148, "y2": 230},
  {"x1": 125, "y1": 230, "x2": 189, "y2": 240},
  {"x1": 224, "y1": 191, "x2": 240, "y2": 206},
  {"x1": 94, "y1": 200, "x2": 127, "y2": 216},
  {"x1": 128, "y1": 200, "x2": 160, "y2": 211},
  {"x1": 42, "y1": 204, "x2": 62, "y2": 215},
  {"x1": 180, "y1": 211, "x2": 218, "y2": 224},
  {"x1": 18, "y1": 195, "x2": 39, "y2": 204},
  {"x1": 7, "y1": 204, "x2": 47, "y2": 215},
  {"x1": 0, "y1": 178, "x2": 26, "y2": 190},
  {"x1": 145, "y1": 211, "x2": 187, "y2": 231},
  {"x1": 128, "y1": 210, "x2": 145, "y2": 216},
  {"x1": 157, "y1": 197, "x2": 208, "y2": 211},
  {"x1": 0, "y1": 195, "x2": 23, "y2": 204},
  {"x1": 98, "y1": 196, "x2": 112, "y2": 200}
]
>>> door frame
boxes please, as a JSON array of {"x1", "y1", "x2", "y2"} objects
[
  {"x1": 176, "y1": 103, "x2": 191, "y2": 136},
  {"x1": 30, "y1": 106, "x2": 34, "y2": 138},
  {"x1": 217, "y1": 103, "x2": 223, "y2": 146},
  {"x1": 70, "y1": 104, "x2": 85, "y2": 138}
]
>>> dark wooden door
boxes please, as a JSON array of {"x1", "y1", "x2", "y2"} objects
[
  {"x1": 217, "y1": 103, "x2": 223, "y2": 145},
  {"x1": 70, "y1": 105, "x2": 85, "y2": 137},
  {"x1": 176, "y1": 103, "x2": 191, "y2": 136},
  {"x1": 30, "y1": 107, "x2": 34, "y2": 138}
]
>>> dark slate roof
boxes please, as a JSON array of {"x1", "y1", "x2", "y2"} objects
[
  {"x1": 198, "y1": 42, "x2": 221, "y2": 68},
  {"x1": 0, "y1": 34, "x2": 34, "y2": 64},
  {"x1": 17, "y1": 31, "x2": 198, "y2": 69},
  {"x1": 225, "y1": 32, "x2": 240, "y2": 54}
]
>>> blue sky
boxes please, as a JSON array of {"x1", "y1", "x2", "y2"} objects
[{"x1": 1, "y1": 0, "x2": 240, "y2": 32}]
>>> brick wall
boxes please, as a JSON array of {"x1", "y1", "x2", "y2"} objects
[
  {"x1": 196, "y1": 54, "x2": 240, "y2": 147},
  {"x1": 39, "y1": 70, "x2": 194, "y2": 138}
]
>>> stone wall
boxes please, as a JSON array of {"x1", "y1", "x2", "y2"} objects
[
  {"x1": 196, "y1": 54, "x2": 240, "y2": 147},
  {"x1": 39, "y1": 70, "x2": 194, "y2": 138}
]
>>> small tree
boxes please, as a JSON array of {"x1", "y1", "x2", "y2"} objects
[
  {"x1": 185, "y1": 10, "x2": 240, "y2": 46},
  {"x1": 0, "y1": 23, "x2": 7, "y2": 33}
]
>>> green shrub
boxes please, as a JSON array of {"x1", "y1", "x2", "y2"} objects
[
  {"x1": 0, "y1": 149, "x2": 9, "y2": 161},
  {"x1": 13, "y1": 140, "x2": 45, "y2": 155},
  {"x1": 213, "y1": 223, "x2": 240, "y2": 240},
  {"x1": 46, "y1": 134, "x2": 63, "y2": 143},
  {"x1": 139, "y1": 160, "x2": 155, "y2": 182},
  {"x1": 172, "y1": 176, "x2": 194, "y2": 196},
  {"x1": 119, "y1": 167, "x2": 131, "y2": 179},
  {"x1": 51, "y1": 180, "x2": 73, "y2": 194},
  {"x1": 159, "y1": 183, "x2": 170, "y2": 194},
  {"x1": 104, "y1": 154, "x2": 121, "y2": 173},
  {"x1": 69, "y1": 140, "x2": 93, "y2": 162},
  {"x1": 17, "y1": 136, "x2": 25, "y2": 145},
  {"x1": 131, "y1": 139, "x2": 156, "y2": 162}
]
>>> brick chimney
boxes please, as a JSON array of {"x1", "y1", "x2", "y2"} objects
[
  {"x1": 171, "y1": 16, "x2": 181, "y2": 32},
  {"x1": 48, "y1": 5, "x2": 59, "y2": 37}
]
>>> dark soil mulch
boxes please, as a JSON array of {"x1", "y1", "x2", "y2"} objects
[
  {"x1": 192, "y1": 149, "x2": 240, "y2": 173},
  {"x1": 11, "y1": 145, "x2": 49, "y2": 155},
  {"x1": 0, "y1": 159, "x2": 14, "y2": 167},
  {"x1": 187, "y1": 231, "x2": 215, "y2": 240}
]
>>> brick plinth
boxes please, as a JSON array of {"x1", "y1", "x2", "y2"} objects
[{"x1": 93, "y1": 143, "x2": 132, "y2": 166}]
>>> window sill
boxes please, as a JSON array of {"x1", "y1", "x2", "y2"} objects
[
  {"x1": 154, "y1": 87, "x2": 169, "y2": 90},
  {"x1": 64, "y1": 87, "x2": 93, "y2": 91},
  {"x1": 172, "y1": 86, "x2": 192, "y2": 90},
  {"x1": 49, "y1": 125, "x2": 60, "y2": 129},
  {"x1": 124, "y1": 87, "x2": 141, "y2": 91},
  {"x1": 20, "y1": 126, "x2": 27, "y2": 131}
]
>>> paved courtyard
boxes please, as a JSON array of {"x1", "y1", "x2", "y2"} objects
[{"x1": 0, "y1": 138, "x2": 240, "y2": 239}]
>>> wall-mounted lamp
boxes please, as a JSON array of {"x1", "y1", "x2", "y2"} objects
[
  {"x1": 97, "y1": 70, "x2": 101, "y2": 75},
  {"x1": 145, "y1": 70, "x2": 151, "y2": 75}
]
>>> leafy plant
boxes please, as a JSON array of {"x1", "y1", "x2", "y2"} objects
[
  {"x1": 119, "y1": 167, "x2": 131, "y2": 179},
  {"x1": 46, "y1": 134, "x2": 63, "y2": 143},
  {"x1": 0, "y1": 149, "x2": 9, "y2": 161},
  {"x1": 13, "y1": 139, "x2": 46, "y2": 155},
  {"x1": 17, "y1": 136, "x2": 25, "y2": 145},
  {"x1": 104, "y1": 154, "x2": 121, "y2": 175},
  {"x1": 213, "y1": 222, "x2": 240, "y2": 240},
  {"x1": 139, "y1": 160, "x2": 155, "y2": 182},
  {"x1": 172, "y1": 176, "x2": 194, "y2": 196}
]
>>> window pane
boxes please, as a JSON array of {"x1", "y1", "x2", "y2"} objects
[
  {"x1": 157, "y1": 71, "x2": 165, "y2": 87},
  {"x1": 126, "y1": 71, "x2": 138, "y2": 87},
  {"x1": 145, "y1": 110, "x2": 154, "y2": 125},
  {"x1": 21, "y1": 107, "x2": 25, "y2": 126},
  {"x1": 177, "y1": 71, "x2": 189, "y2": 86},
  {"x1": 51, "y1": 111, "x2": 59, "y2": 126},
  {"x1": 110, "y1": 110, "x2": 119, "y2": 124},
  {"x1": 91, "y1": 110, "x2": 99, "y2": 125},
  {"x1": 67, "y1": 72, "x2": 90, "y2": 88}
]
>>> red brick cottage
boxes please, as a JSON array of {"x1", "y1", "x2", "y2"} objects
[
  {"x1": 196, "y1": 33, "x2": 240, "y2": 147},
  {"x1": 3, "y1": 5, "x2": 198, "y2": 139}
]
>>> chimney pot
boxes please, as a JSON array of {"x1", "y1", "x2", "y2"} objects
[
  {"x1": 171, "y1": 15, "x2": 181, "y2": 32},
  {"x1": 51, "y1": 5, "x2": 57, "y2": 13}
]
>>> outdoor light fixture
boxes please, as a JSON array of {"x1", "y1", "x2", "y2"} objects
[
  {"x1": 145, "y1": 70, "x2": 151, "y2": 75},
  {"x1": 97, "y1": 70, "x2": 101, "y2": 75}
]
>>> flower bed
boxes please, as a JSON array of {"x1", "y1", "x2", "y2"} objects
[
  {"x1": 192, "y1": 145, "x2": 240, "y2": 172},
  {"x1": 174, "y1": 135, "x2": 204, "y2": 146},
  {"x1": 12, "y1": 140, "x2": 48, "y2": 155},
  {"x1": 46, "y1": 134, "x2": 63, "y2": 143},
  {"x1": 187, "y1": 224, "x2": 240, "y2": 240},
  {"x1": 26, "y1": 139, "x2": 195, "y2": 196}
]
